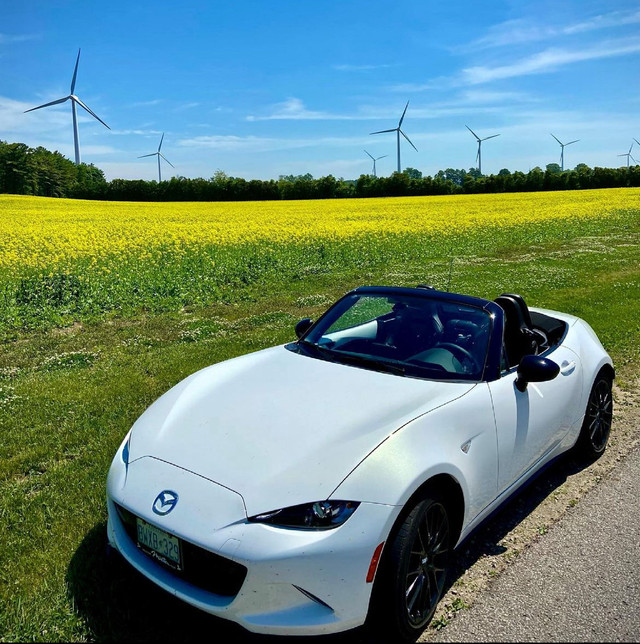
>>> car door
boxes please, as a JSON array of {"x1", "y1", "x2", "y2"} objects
[{"x1": 488, "y1": 344, "x2": 583, "y2": 493}]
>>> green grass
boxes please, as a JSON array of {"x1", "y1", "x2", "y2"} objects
[
  {"x1": 1, "y1": 206, "x2": 637, "y2": 338},
  {"x1": 0, "y1": 209, "x2": 639, "y2": 641}
]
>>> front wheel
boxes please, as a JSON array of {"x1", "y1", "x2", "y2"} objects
[
  {"x1": 576, "y1": 373, "x2": 613, "y2": 460},
  {"x1": 370, "y1": 493, "x2": 451, "y2": 642}
]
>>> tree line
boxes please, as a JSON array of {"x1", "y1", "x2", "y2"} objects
[{"x1": 1, "y1": 140, "x2": 639, "y2": 202}]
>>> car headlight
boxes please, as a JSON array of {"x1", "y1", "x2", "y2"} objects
[{"x1": 248, "y1": 500, "x2": 359, "y2": 530}]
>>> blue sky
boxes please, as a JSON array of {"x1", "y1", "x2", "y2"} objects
[{"x1": 1, "y1": 0, "x2": 639, "y2": 181}]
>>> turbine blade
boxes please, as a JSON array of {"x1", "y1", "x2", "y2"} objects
[
  {"x1": 631, "y1": 155, "x2": 638, "y2": 164},
  {"x1": 629, "y1": 143, "x2": 634, "y2": 154},
  {"x1": 398, "y1": 100, "x2": 409, "y2": 127},
  {"x1": 158, "y1": 132, "x2": 165, "y2": 152},
  {"x1": 617, "y1": 153, "x2": 626, "y2": 157},
  {"x1": 370, "y1": 128, "x2": 397, "y2": 134},
  {"x1": 476, "y1": 149, "x2": 480, "y2": 163},
  {"x1": 159, "y1": 153, "x2": 175, "y2": 168},
  {"x1": 24, "y1": 96, "x2": 69, "y2": 112},
  {"x1": 138, "y1": 153, "x2": 157, "y2": 158},
  {"x1": 364, "y1": 150, "x2": 375, "y2": 160},
  {"x1": 482, "y1": 134, "x2": 500, "y2": 141},
  {"x1": 73, "y1": 96, "x2": 110, "y2": 129},
  {"x1": 70, "y1": 49, "x2": 81, "y2": 94},
  {"x1": 465, "y1": 125, "x2": 480, "y2": 141},
  {"x1": 400, "y1": 129, "x2": 418, "y2": 152},
  {"x1": 376, "y1": 155, "x2": 388, "y2": 160},
  {"x1": 550, "y1": 133, "x2": 562, "y2": 145},
  {"x1": 634, "y1": 138, "x2": 640, "y2": 146},
  {"x1": 565, "y1": 139, "x2": 579, "y2": 145}
]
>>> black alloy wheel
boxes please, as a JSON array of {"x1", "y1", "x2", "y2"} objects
[
  {"x1": 372, "y1": 493, "x2": 451, "y2": 641},
  {"x1": 577, "y1": 373, "x2": 613, "y2": 459}
]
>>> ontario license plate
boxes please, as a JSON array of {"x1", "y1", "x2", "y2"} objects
[{"x1": 136, "y1": 518, "x2": 182, "y2": 570}]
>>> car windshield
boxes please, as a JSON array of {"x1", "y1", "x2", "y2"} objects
[{"x1": 298, "y1": 292, "x2": 491, "y2": 381}]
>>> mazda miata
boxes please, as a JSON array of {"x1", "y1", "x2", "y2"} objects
[{"x1": 106, "y1": 286, "x2": 614, "y2": 641}]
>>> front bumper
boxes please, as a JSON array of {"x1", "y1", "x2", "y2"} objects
[{"x1": 107, "y1": 455, "x2": 399, "y2": 635}]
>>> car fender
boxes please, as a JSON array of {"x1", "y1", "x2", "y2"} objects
[
  {"x1": 331, "y1": 382, "x2": 498, "y2": 543},
  {"x1": 561, "y1": 318, "x2": 614, "y2": 440}
]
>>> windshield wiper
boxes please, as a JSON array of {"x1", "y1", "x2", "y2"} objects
[
  {"x1": 337, "y1": 352, "x2": 406, "y2": 376},
  {"x1": 298, "y1": 340, "x2": 406, "y2": 375},
  {"x1": 297, "y1": 340, "x2": 339, "y2": 361}
]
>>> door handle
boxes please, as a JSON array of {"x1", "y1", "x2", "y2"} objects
[{"x1": 560, "y1": 360, "x2": 576, "y2": 375}]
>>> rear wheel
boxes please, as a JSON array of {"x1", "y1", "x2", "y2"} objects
[
  {"x1": 576, "y1": 372, "x2": 613, "y2": 460},
  {"x1": 371, "y1": 493, "x2": 451, "y2": 641}
]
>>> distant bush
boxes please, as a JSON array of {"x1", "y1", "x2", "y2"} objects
[{"x1": 2, "y1": 140, "x2": 639, "y2": 201}]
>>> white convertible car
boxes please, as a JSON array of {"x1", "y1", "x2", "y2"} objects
[{"x1": 106, "y1": 286, "x2": 614, "y2": 641}]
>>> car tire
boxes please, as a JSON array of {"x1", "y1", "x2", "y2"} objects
[
  {"x1": 370, "y1": 492, "x2": 451, "y2": 642},
  {"x1": 575, "y1": 372, "x2": 613, "y2": 460}
]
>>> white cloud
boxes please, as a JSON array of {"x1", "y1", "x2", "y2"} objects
[
  {"x1": 177, "y1": 133, "x2": 372, "y2": 153},
  {"x1": 0, "y1": 95, "x2": 68, "y2": 134},
  {"x1": 110, "y1": 128, "x2": 163, "y2": 136},
  {"x1": 333, "y1": 63, "x2": 393, "y2": 71},
  {"x1": 565, "y1": 9, "x2": 640, "y2": 34},
  {"x1": 173, "y1": 101, "x2": 200, "y2": 112},
  {"x1": 0, "y1": 33, "x2": 39, "y2": 44},
  {"x1": 460, "y1": 38, "x2": 640, "y2": 84},
  {"x1": 78, "y1": 144, "x2": 119, "y2": 155},
  {"x1": 128, "y1": 99, "x2": 163, "y2": 108},
  {"x1": 459, "y1": 9, "x2": 640, "y2": 51},
  {"x1": 246, "y1": 97, "x2": 349, "y2": 121}
]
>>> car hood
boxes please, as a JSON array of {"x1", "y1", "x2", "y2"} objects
[{"x1": 127, "y1": 345, "x2": 475, "y2": 516}]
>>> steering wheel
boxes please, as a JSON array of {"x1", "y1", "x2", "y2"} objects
[{"x1": 435, "y1": 342, "x2": 479, "y2": 374}]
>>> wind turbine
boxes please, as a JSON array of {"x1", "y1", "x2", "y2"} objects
[
  {"x1": 618, "y1": 142, "x2": 637, "y2": 169},
  {"x1": 24, "y1": 49, "x2": 110, "y2": 164},
  {"x1": 138, "y1": 133, "x2": 175, "y2": 182},
  {"x1": 465, "y1": 125, "x2": 500, "y2": 175},
  {"x1": 364, "y1": 150, "x2": 388, "y2": 177},
  {"x1": 370, "y1": 101, "x2": 417, "y2": 173},
  {"x1": 550, "y1": 133, "x2": 579, "y2": 171}
]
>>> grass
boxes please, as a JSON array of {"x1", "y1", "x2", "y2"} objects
[
  {"x1": 0, "y1": 197, "x2": 638, "y2": 641},
  {"x1": 1, "y1": 189, "x2": 638, "y2": 337}
]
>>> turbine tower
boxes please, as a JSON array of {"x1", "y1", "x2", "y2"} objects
[
  {"x1": 370, "y1": 101, "x2": 417, "y2": 173},
  {"x1": 138, "y1": 133, "x2": 175, "y2": 182},
  {"x1": 550, "y1": 133, "x2": 579, "y2": 171},
  {"x1": 24, "y1": 49, "x2": 110, "y2": 164},
  {"x1": 465, "y1": 125, "x2": 500, "y2": 175},
  {"x1": 364, "y1": 150, "x2": 388, "y2": 177},
  {"x1": 618, "y1": 142, "x2": 637, "y2": 169}
]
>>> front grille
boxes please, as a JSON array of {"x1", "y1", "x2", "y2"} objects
[{"x1": 115, "y1": 503, "x2": 247, "y2": 597}]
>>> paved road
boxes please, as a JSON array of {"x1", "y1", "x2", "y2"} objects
[{"x1": 431, "y1": 445, "x2": 640, "y2": 643}]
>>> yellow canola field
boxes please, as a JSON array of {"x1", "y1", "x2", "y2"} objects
[{"x1": 1, "y1": 188, "x2": 638, "y2": 271}]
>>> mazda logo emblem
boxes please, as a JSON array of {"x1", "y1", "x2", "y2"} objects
[{"x1": 152, "y1": 490, "x2": 179, "y2": 516}]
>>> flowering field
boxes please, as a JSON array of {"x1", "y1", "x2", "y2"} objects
[
  {"x1": 0, "y1": 189, "x2": 639, "y2": 642},
  {"x1": 1, "y1": 188, "x2": 638, "y2": 269},
  {"x1": 0, "y1": 188, "x2": 638, "y2": 334}
]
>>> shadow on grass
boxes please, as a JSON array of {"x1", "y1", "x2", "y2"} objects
[
  {"x1": 66, "y1": 451, "x2": 591, "y2": 643},
  {"x1": 66, "y1": 523, "x2": 364, "y2": 643}
]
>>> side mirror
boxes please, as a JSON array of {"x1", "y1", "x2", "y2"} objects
[
  {"x1": 515, "y1": 355, "x2": 560, "y2": 392},
  {"x1": 295, "y1": 318, "x2": 313, "y2": 339}
]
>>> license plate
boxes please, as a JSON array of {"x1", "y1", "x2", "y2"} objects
[{"x1": 136, "y1": 518, "x2": 182, "y2": 570}]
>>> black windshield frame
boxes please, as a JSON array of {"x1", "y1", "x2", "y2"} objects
[{"x1": 290, "y1": 286, "x2": 503, "y2": 382}]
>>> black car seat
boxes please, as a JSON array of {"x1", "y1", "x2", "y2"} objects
[
  {"x1": 494, "y1": 295, "x2": 538, "y2": 368},
  {"x1": 500, "y1": 292, "x2": 550, "y2": 351},
  {"x1": 381, "y1": 305, "x2": 443, "y2": 357},
  {"x1": 500, "y1": 293, "x2": 533, "y2": 327}
]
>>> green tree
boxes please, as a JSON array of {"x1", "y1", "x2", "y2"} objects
[{"x1": 403, "y1": 167, "x2": 422, "y2": 179}]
